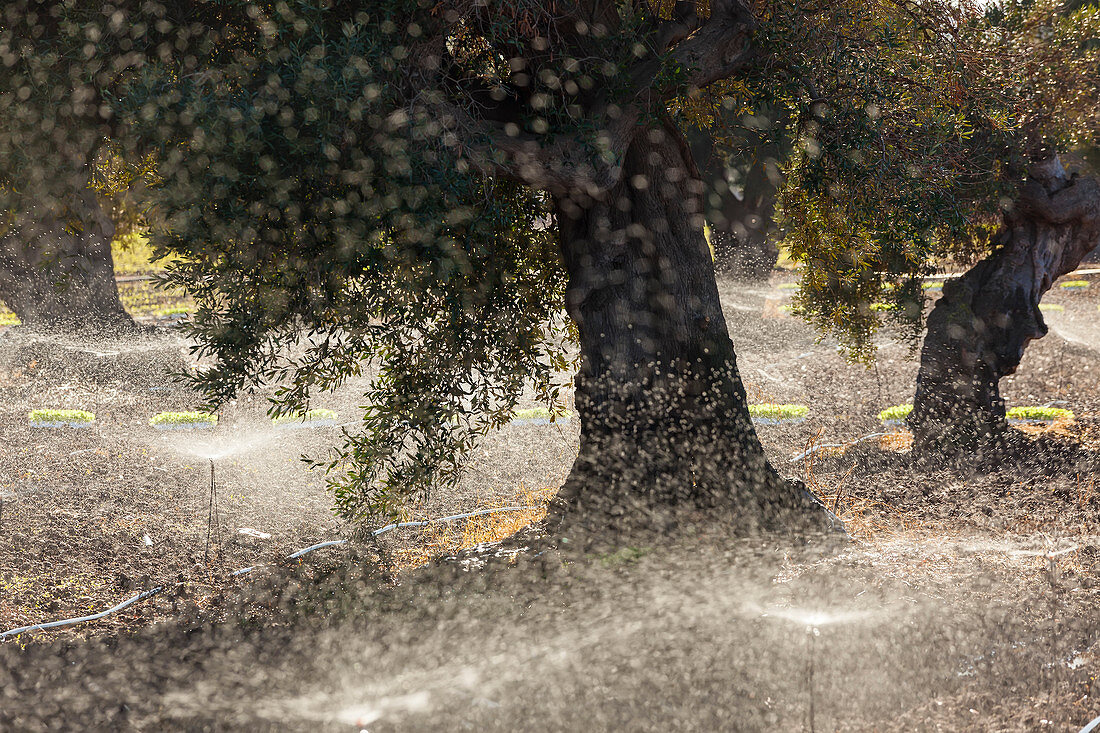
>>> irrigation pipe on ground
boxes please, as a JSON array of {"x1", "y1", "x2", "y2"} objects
[
  {"x1": 789, "y1": 432, "x2": 888, "y2": 463},
  {"x1": 283, "y1": 506, "x2": 533, "y2": 560},
  {"x1": 1081, "y1": 713, "x2": 1100, "y2": 733},
  {"x1": 0, "y1": 587, "x2": 164, "y2": 640},
  {"x1": 0, "y1": 505, "x2": 538, "y2": 641}
]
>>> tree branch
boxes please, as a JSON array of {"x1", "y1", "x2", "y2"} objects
[
  {"x1": 421, "y1": 0, "x2": 757, "y2": 193},
  {"x1": 429, "y1": 93, "x2": 640, "y2": 195},
  {"x1": 668, "y1": 0, "x2": 756, "y2": 92},
  {"x1": 1019, "y1": 160, "x2": 1100, "y2": 228}
]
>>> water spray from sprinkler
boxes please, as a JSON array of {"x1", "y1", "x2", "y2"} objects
[
  {"x1": 752, "y1": 604, "x2": 879, "y2": 731},
  {"x1": 1008, "y1": 543, "x2": 1077, "y2": 688},
  {"x1": 1043, "y1": 545, "x2": 1075, "y2": 689}
]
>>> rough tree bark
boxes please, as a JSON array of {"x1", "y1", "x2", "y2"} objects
[
  {"x1": 0, "y1": 191, "x2": 135, "y2": 334},
  {"x1": 548, "y1": 123, "x2": 835, "y2": 536},
  {"x1": 910, "y1": 157, "x2": 1100, "y2": 457},
  {"x1": 442, "y1": 0, "x2": 839, "y2": 537}
]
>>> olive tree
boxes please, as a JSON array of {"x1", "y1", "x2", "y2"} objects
[
  {"x1": 120, "y1": 0, "x2": 854, "y2": 537},
  {"x1": 723, "y1": 0, "x2": 1100, "y2": 458},
  {"x1": 0, "y1": 1, "x2": 144, "y2": 333},
  {"x1": 909, "y1": 1, "x2": 1100, "y2": 455}
]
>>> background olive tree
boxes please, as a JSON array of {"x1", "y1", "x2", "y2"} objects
[
  {"x1": 0, "y1": 2, "x2": 153, "y2": 333},
  {"x1": 690, "y1": 0, "x2": 1100, "y2": 458},
  {"x1": 908, "y1": 0, "x2": 1100, "y2": 456}
]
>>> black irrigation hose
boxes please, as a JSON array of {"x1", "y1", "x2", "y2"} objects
[{"x1": 0, "y1": 505, "x2": 538, "y2": 641}]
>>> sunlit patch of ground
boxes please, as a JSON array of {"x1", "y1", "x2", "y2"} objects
[
  {"x1": 0, "y1": 571, "x2": 108, "y2": 631},
  {"x1": 1015, "y1": 414, "x2": 1082, "y2": 438},
  {"x1": 115, "y1": 235, "x2": 195, "y2": 321},
  {"x1": 119, "y1": 279, "x2": 194, "y2": 321},
  {"x1": 878, "y1": 431, "x2": 913, "y2": 452},
  {"x1": 803, "y1": 449, "x2": 912, "y2": 543},
  {"x1": 392, "y1": 484, "x2": 557, "y2": 570}
]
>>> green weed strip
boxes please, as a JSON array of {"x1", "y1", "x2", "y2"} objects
[
  {"x1": 27, "y1": 410, "x2": 96, "y2": 428},
  {"x1": 512, "y1": 407, "x2": 573, "y2": 425},
  {"x1": 873, "y1": 404, "x2": 1073, "y2": 427},
  {"x1": 150, "y1": 411, "x2": 218, "y2": 431},
  {"x1": 777, "y1": 280, "x2": 946, "y2": 294},
  {"x1": 147, "y1": 305, "x2": 191, "y2": 320},
  {"x1": 878, "y1": 404, "x2": 913, "y2": 427},
  {"x1": 1006, "y1": 406, "x2": 1074, "y2": 425},
  {"x1": 749, "y1": 404, "x2": 808, "y2": 425},
  {"x1": 1060, "y1": 279, "x2": 1090, "y2": 290},
  {"x1": 272, "y1": 409, "x2": 338, "y2": 429},
  {"x1": 25, "y1": 406, "x2": 574, "y2": 434}
]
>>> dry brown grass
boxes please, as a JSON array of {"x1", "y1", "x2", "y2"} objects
[
  {"x1": 878, "y1": 431, "x2": 913, "y2": 452},
  {"x1": 800, "y1": 431, "x2": 911, "y2": 543},
  {"x1": 822, "y1": 493, "x2": 913, "y2": 542},
  {"x1": 392, "y1": 483, "x2": 558, "y2": 570},
  {"x1": 742, "y1": 380, "x2": 778, "y2": 405},
  {"x1": 1014, "y1": 415, "x2": 1078, "y2": 438}
]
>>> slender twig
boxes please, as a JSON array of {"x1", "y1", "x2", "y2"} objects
[
  {"x1": 832, "y1": 462, "x2": 857, "y2": 514},
  {"x1": 807, "y1": 628, "x2": 817, "y2": 733},
  {"x1": 204, "y1": 459, "x2": 218, "y2": 563}
]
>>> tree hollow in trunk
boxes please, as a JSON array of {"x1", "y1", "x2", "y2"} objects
[
  {"x1": 910, "y1": 158, "x2": 1100, "y2": 457},
  {"x1": 0, "y1": 191, "x2": 135, "y2": 334},
  {"x1": 549, "y1": 124, "x2": 835, "y2": 539}
]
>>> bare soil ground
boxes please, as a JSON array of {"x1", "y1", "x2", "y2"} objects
[
  {"x1": 0, "y1": 273, "x2": 1098, "y2": 731},
  {"x1": 0, "y1": 330, "x2": 571, "y2": 639}
]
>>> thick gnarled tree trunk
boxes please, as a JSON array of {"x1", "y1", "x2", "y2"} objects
[
  {"x1": 549, "y1": 124, "x2": 836, "y2": 538},
  {"x1": 442, "y1": 0, "x2": 837, "y2": 538},
  {"x1": 910, "y1": 158, "x2": 1100, "y2": 456},
  {"x1": 0, "y1": 191, "x2": 134, "y2": 334}
]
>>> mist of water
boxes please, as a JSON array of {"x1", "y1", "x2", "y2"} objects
[{"x1": 152, "y1": 428, "x2": 286, "y2": 462}]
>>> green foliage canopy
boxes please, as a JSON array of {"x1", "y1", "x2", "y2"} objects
[
  {"x1": 10, "y1": 0, "x2": 1085, "y2": 520},
  {"x1": 682, "y1": 0, "x2": 1100, "y2": 361},
  {"x1": 119, "y1": 2, "x2": 572, "y2": 519}
]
